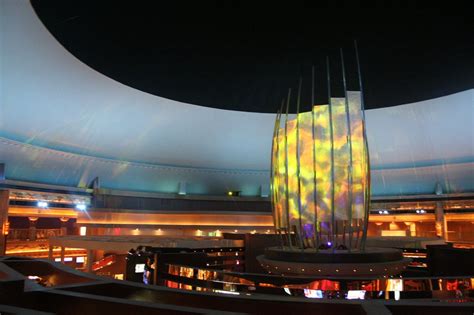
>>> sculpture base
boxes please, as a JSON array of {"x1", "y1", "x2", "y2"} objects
[{"x1": 257, "y1": 247, "x2": 410, "y2": 278}]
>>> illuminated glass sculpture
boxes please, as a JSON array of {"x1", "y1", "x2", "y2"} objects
[
  {"x1": 258, "y1": 51, "x2": 409, "y2": 277},
  {"x1": 271, "y1": 90, "x2": 370, "y2": 251}
]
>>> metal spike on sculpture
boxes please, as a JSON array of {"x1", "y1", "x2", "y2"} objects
[{"x1": 260, "y1": 44, "x2": 409, "y2": 277}]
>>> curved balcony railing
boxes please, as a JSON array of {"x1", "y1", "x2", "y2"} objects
[{"x1": 157, "y1": 262, "x2": 473, "y2": 301}]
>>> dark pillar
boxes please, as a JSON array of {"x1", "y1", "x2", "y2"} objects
[
  {"x1": 28, "y1": 217, "x2": 38, "y2": 241},
  {"x1": 59, "y1": 217, "x2": 69, "y2": 236},
  {"x1": 48, "y1": 245, "x2": 54, "y2": 260},
  {"x1": 86, "y1": 249, "x2": 94, "y2": 272},
  {"x1": 435, "y1": 201, "x2": 447, "y2": 240},
  {"x1": 0, "y1": 190, "x2": 9, "y2": 255},
  {"x1": 60, "y1": 246, "x2": 65, "y2": 263}
]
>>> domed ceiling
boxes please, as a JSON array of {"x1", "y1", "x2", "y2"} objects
[{"x1": 0, "y1": 1, "x2": 472, "y2": 196}]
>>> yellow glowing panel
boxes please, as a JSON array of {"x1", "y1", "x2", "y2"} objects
[
  {"x1": 297, "y1": 111, "x2": 315, "y2": 234},
  {"x1": 286, "y1": 119, "x2": 299, "y2": 231},
  {"x1": 276, "y1": 122, "x2": 288, "y2": 230},
  {"x1": 272, "y1": 91, "x2": 368, "y2": 247}
]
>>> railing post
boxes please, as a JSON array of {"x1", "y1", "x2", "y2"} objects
[{"x1": 0, "y1": 190, "x2": 9, "y2": 256}]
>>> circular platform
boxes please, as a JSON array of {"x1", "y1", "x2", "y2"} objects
[{"x1": 257, "y1": 247, "x2": 411, "y2": 278}]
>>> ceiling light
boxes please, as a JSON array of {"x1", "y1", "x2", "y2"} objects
[
  {"x1": 75, "y1": 204, "x2": 87, "y2": 211},
  {"x1": 37, "y1": 201, "x2": 48, "y2": 208}
]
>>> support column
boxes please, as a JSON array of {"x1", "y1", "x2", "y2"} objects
[
  {"x1": 153, "y1": 253, "x2": 158, "y2": 285},
  {"x1": 28, "y1": 217, "x2": 38, "y2": 241},
  {"x1": 59, "y1": 217, "x2": 69, "y2": 236},
  {"x1": 48, "y1": 245, "x2": 53, "y2": 260},
  {"x1": 86, "y1": 249, "x2": 93, "y2": 272},
  {"x1": 0, "y1": 190, "x2": 10, "y2": 256},
  {"x1": 435, "y1": 201, "x2": 447, "y2": 240},
  {"x1": 60, "y1": 246, "x2": 65, "y2": 263}
]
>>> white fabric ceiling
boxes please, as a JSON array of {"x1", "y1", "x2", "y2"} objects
[{"x1": 1, "y1": 0, "x2": 472, "y2": 196}]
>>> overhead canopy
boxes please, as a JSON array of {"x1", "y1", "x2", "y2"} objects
[{"x1": 1, "y1": 1, "x2": 472, "y2": 196}]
